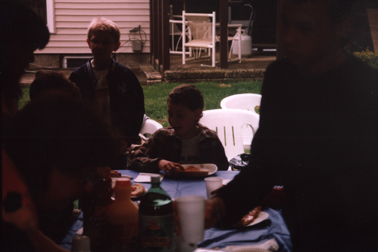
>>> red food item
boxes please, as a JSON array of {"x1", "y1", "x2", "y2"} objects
[
  {"x1": 185, "y1": 165, "x2": 201, "y2": 171},
  {"x1": 236, "y1": 206, "x2": 261, "y2": 226},
  {"x1": 177, "y1": 166, "x2": 209, "y2": 176}
]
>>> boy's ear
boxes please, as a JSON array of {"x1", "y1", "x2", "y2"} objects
[
  {"x1": 114, "y1": 41, "x2": 121, "y2": 51},
  {"x1": 194, "y1": 108, "x2": 203, "y2": 121},
  {"x1": 86, "y1": 38, "x2": 91, "y2": 48}
]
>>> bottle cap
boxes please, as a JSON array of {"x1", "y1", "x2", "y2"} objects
[
  {"x1": 115, "y1": 178, "x2": 131, "y2": 187},
  {"x1": 151, "y1": 175, "x2": 161, "y2": 184}
]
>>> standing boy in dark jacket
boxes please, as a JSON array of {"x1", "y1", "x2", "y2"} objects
[{"x1": 70, "y1": 18, "x2": 145, "y2": 169}]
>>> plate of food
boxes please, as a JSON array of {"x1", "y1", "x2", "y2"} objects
[
  {"x1": 235, "y1": 206, "x2": 269, "y2": 227},
  {"x1": 177, "y1": 164, "x2": 218, "y2": 177}
]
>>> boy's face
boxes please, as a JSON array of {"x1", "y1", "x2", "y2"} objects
[
  {"x1": 167, "y1": 101, "x2": 202, "y2": 139},
  {"x1": 87, "y1": 31, "x2": 120, "y2": 63},
  {"x1": 281, "y1": 0, "x2": 345, "y2": 71},
  {"x1": 4, "y1": 39, "x2": 36, "y2": 83}
]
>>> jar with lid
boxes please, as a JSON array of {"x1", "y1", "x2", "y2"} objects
[
  {"x1": 104, "y1": 178, "x2": 139, "y2": 251},
  {"x1": 80, "y1": 167, "x2": 114, "y2": 252}
]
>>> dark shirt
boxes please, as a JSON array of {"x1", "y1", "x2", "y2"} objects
[
  {"x1": 128, "y1": 124, "x2": 229, "y2": 172},
  {"x1": 69, "y1": 59, "x2": 145, "y2": 143},
  {"x1": 216, "y1": 55, "x2": 378, "y2": 251}
]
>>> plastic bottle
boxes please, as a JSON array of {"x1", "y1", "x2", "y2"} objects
[
  {"x1": 80, "y1": 169, "x2": 114, "y2": 252},
  {"x1": 139, "y1": 175, "x2": 174, "y2": 252},
  {"x1": 104, "y1": 178, "x2": 139, "y2": 252}
]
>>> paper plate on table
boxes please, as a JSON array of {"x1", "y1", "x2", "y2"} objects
[{"x1": 178, "y1": 163, "x2": 218, "y2": 177}]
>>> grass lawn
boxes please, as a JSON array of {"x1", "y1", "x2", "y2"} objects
[{"x1": 19, "y1": 80, "x2": 262, "y2": 127}]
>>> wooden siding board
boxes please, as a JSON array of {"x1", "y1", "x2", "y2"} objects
[
  {"x1": 56, "y1": 9, "x2": 149, "y2": 15},
  {"x1": 56, "y1": 0, "x2": 148, "y2": 3},
  {"x1": 55, "y1": 17, "x2": 149, "y2": 28},
  {"x1": 55, "y1": 22, "x2": 150, "y2": 29},
  {"x1": 55, "y1": 3, "x2": 149, "y2": 9},
  {"x1": 37, "y1": 44, "x2": 149, "y2": 54},
  {"x1": 40, "y1": 0, "x2": 150, "y2": 54},
  {"x1": 46, "y1": 41, "x2": 150, "y2": 47},
  {"x1": 55, "y1": 10, "x2": 149, "y2": 22},
  {"x1": 49, "y1": 33, "x2": 150, "y2": 40}
]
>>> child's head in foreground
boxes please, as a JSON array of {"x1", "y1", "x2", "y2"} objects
[
  {"x1": 281, "y1": 0, "x2": 359, "y2": 72},
  {"x1": 30, "y1": 70, "x2": 80, "y2": 100},
  {"x1": 167, "y1": 84, "x2": 204, "y2": 138},
  {"x1": 86, "y1": 18, "x2": 121, "y2": 64}
]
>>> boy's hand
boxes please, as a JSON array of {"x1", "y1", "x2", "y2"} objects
[{"x1": 158, "y1": 160, "x2": 184, "y2": 176}]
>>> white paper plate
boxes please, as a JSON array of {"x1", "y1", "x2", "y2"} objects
[{"x1": 181, "y1": 163, "x2": 218, "y2": 177}]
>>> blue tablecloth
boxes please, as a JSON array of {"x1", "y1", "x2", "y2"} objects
[{"x1": 61, "y1": 170, "x2": 291, "y2": 252}]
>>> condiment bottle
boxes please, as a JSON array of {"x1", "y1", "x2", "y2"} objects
[
  {"x1": 105, "y1": 178, "x2": 139, "y2": 252},
  {"x1": 80, "y1": 168, "x2": 114, "y2": 252},
  {"x1": 139, "y1": 175, "x2": 174, "y2": 252}
]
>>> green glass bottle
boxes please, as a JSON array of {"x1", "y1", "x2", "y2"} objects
[{"x1": 139, "y1": 175, "x2": 174, "y2": 252}]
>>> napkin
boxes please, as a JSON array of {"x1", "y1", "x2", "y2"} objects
[
  {"x1": 224, "y1": 238, "x2": 279, "y2": 252},
  {"x1": 134, "y1": 173, "x2": 164, "y2": 183},
  {"x1": 223, "y1": 179, "x2": 232, "y2": 185}
]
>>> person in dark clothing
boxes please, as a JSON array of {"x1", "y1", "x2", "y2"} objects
[
  {"x1": 128, "y1": 84, "x2": 229, "y2": 174},
  {"x1": 69, "y1": 17, "x2": 145, "y2": 169},
  {"x1": 3, "y1": 94, "x2": 120, "y2": 252},
  {"x1": 204, "y1": 0, "x2": 378, "y2": 251}
]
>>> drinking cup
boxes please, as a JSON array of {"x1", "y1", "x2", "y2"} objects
[
  {"x1": 71, "y1": 235, "x2": 91, "y2": 252},
  {"x1": 204, "y1": 177, "x2": 223, "y2": 199},
  {"x1": 175, "y1": 195, "x2": 206, "y2": 245}
]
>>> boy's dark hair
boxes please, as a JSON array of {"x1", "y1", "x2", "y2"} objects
[
  {"x1": 167, "y1": 84, "x2": 204, "y2": 111},
  {"x1": 289, "y1": 0, "x2": 362, "y2": 25},
  {"x1": 3, "y1": 94, "x2": 121, "y2": 197},
  {"x1": 0, "y1": 2, "x2": 50, "y2": 51},
  {"x1": 29, "y1": 70, "x2": 81, "y2": 100}
]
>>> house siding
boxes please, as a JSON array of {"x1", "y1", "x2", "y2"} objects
[{"x1": 37, "y1": 0, "x2": 150, "y2": 54}]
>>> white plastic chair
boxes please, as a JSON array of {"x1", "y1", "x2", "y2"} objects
[
  {"x1": 169, "y1": 5, "x2": 190, "y2": 55},
  {"x1": 220, "y1": 93, "x2": 261, "y2": 149},
  {"x1": 182, "y1": 11, "x2": 241, "y2": 67},
  {"x1": 199, "y1": 109, "x2": 259, "y2": 161},
  {"x1": 182, "y1": 11, "x2": 217, "y2": 67},
  {"x1": 220, "y1": 93, "x2": 261, "y2": 114},
  {"x1": 139, "y1": 118, "x2": 163, "y2": 140}
]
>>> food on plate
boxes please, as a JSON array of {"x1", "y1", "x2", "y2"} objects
[
  {"x1": 131, "y1": 183, "x2": 145, "y2": 197},
  {"x1": 177, "y1": 166, "x2": 209, "y2": 176},
  {"x1": 236, "y1": 206, "x2": 261, "y2": 226}
]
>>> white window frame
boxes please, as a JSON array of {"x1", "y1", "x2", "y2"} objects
[{"x1": 46, "y1": 0, "x2": 55, "y2": 33}]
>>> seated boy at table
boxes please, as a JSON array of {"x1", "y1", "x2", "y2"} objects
[
  {"x1": 69, "y1": 17, "x2": 145, "y2": 170},
  {"x1": 128, "y1": 84, "x2": 229, "y2": 175}
]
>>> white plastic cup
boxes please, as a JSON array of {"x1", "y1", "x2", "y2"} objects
[
  {"x1": 71, "y1": 235, "x2": 91, "y2": 252},
  {"x1": 175, "y1": 195, "x2": 206, "y2": 245},
  {"x1": 204, "y1": 177, "x2": 223, "y2": 199}
]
